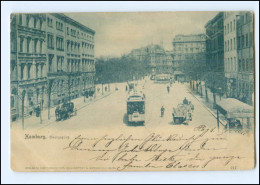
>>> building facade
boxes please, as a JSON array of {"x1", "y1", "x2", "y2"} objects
[
  {"x1": 172, "y1": 34, "x2": 206, "y2": 81},
  {"x1": 224, "y1": 11, "x2": 240, "y2": 98},
  {"x1": 236, "y1": 12, "x2": 254, "y2": 105},
  {"x1": 10, "y1": 13, "x2": 95, "y2": 121},
  {"x1": 129, "y1": 44, "x2": 174, "y2": 75},
  {"x1": 46, "y1": 14, "x2": 95, "y2": 106},
  {"x1": 205, "y1": 12, "x2": 225, "y2": 96},
  {"x1": 11, "y1": 14, "x2": 47, "y2": 120}
]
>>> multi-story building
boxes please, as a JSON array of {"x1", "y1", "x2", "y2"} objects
[
  {"x1": 129, "y1": 47, "x2": 149, "y2": 63},
  {"x1": 10, "y1": 13, "x2": 95, "y2": 120},
  {"x1": 148, "y1": 44, "x2": 173, "y2": 75},
  {"x1": 224, "y1": 11, "x2": 240, "y2": 98},
  {"x1": 46, "y1": 14, "x2": 95, "y2": 106},
  {"x1": 236, "y1": 12, "x2": 254, "y2": 105},
  {"x1": 11, "y1": 13, "x2": 47, "y2": 120},
  {"x1": 129, "y1": 44, "x2": 173, "y2": 75},
  {"x1": 172, "y1": 34, "x2": 206, "y2": 81},
  {"x1": 205, "y1": 12, "x2": 225, "y2": 97}
]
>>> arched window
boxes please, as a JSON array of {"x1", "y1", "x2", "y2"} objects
[
  {"x1": 27, "y1": 64, "x2": 31, "y2": 79},
  {"x1": 34, "y1": 17, "x2": 37, "y2": 28},
  {"x1": 26, "y1": 15, "x2": 30, "y2": 27}
]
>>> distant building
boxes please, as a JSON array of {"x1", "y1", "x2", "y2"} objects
[
  {"x1": 205, "y1": 12, "x2": 225, "y2": 96},
  {"x1": 172, "y1": 34, "x2": 206, "y2": 81},
  {"x1": 10, "y1": 13, "x2": 95, "y2": 120},
  {"x1": 130, "y1": 47, "x2": 149, "y2": 63},
  {"x1": 224, "y1": 12, "x2": 240, "y2": 98},
  {"x1": 129, "y1": 44, "x2": 173, "y2": 75},
  {"x1": 236, "y1": 12, "x2": 254, "y2": 105}
]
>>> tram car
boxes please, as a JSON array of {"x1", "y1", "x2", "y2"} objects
[{"x1": 126, "y1": 90, "x2": 145, "y2": 124}]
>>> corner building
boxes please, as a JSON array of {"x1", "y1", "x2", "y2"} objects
[{"x1": 10, "y1": 13, "x2": 95, "y2": 120}]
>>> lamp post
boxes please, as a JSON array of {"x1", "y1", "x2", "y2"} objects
[
  {"x1": 21, "y1": 90, "x2": 26, "y2": 130},
  {"x1": 47, "y1": 79, "x2": 54, "y2": 120},
  {"x1": 83, "y1": 78, "x2": 86, "y2": 103}
]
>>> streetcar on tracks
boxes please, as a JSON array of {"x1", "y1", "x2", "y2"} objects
[
  {"x1": 154, "y1": 74, "x2": 172, "y2": 84},
  {"x1": 126, "y1": 90, "x2": 145, "y2": 124}
]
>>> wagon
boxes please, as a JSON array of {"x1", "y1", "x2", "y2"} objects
[
  {"x1": 56, "y1": 102, "x2": 77, "y2": 121},
  {"x1": 172, "y1": 103, "x2": 193, "y2": 125}
]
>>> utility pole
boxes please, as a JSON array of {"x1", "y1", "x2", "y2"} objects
[
  {"x1": 40, "y1": 86, "x2": 44, "y2": 124},
  {"x1": 83, "y1": 78, "x2": 86, "y2": 103}
]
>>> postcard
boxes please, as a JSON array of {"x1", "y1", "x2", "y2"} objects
[{"x1": 10, "y1": 11, "x2": 255, "y2": 171}]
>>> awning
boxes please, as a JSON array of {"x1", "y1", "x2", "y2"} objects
[{"x1": 216, "y1": 98, "x2": 254, "y2": 119}]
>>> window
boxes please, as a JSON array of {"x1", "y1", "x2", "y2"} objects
[
  {"x1": 230, "y1": 58, "x2": 233, "y2": 71},
  {"x1": 26, "y1": 15, "x2": 30, "y2": 27},
  {"x1": 241, "y1": 35, "x2": 244, "y2": 48},
  {"x1": 246, "y1": 33, "x2": 249, "y2": 47},
  {"x1": 227, "y1": 24, "x2": 229, "y2": 33},
  {"x1": 224, "y1": 25, "x2": 226, "y2": 35},
  {"x1": 234, "y1": 37, "x2": 236, "y2": 49},
  {"x1": 34, "y1": 39, "x2": 38, "y2": 53},
  {"x1": 48, "y1": 58, "x2": 52, "y2": 72},
  {"x1": 56, "y1": 37, "x2": 64, "y2": 50},
  {"x1": 11, "y1": 96, "x2": 15, "y2": 108},
  {"x1": 238, "y1": 36, "x2": 240, "y2": 49},
  {"x1": 34, "y1": 18, "x2": 37, "y2": 28},
  {"x1": 230, "y1": 22, "x2": 232, "y2": 32},
  {"x1": 21, "y1": 64, "x2": 24, "y2": 80},
  {"x1": 40, "y1": 65, "x2": 43, "y2": 78},
  {"x1": 230, "y1": 39, "x2": 232, "y2": 50},
  {"x1": 27, "y1": 38, "x2": 31, "y2": 52},
  {"x1": 47, "y1": 17, "x2": 53, "y2": 27},
  {"x1": 40, "y1": 41, "x2": 43, "y2": 53},
  {"x1": 227, "y1": 40, "x2": 229, "y2": 51},
  {"x1": 67, "y1": 27, "x2": 69, "y2": 35},
  {"x1": 47, "y1": 34, "x2": 54, "y2": 49},
  {"x1": 249, "y1": 32, "x2": 253, "y2": 46},
  {"x1": 19, "y1": 37, "x2": 24, "y2": 52},
  {"x1": 238, "y1": 60, "x2": 242, "y2": 72},
  {"x1": 19, "y1": 15, "x2": 23, "y2": 25},
  {"x1": 234, "y1": 20, "x2": 236, "y2": 30},
  {"x1": 56, "y1": 21, "x2": 63, "y2": 31},
  {"x1": 27, "y1": 65, "x2": 31, "y2": 79}
]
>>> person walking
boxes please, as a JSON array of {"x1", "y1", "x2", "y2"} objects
[
  {"x1": 160, "y1": 106, "x2": 165, "y2": 117},
  {"x1": 55, "y1": 105, "x2": 60, "y2": 121},
  {"x1": 167, "y1": 85, "x2": 170, "y2": 94}
]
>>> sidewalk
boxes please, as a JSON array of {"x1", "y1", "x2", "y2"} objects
[
  {"x1": 188, "y1": 86, "x2": 227, "y2": 128},
  {"x1": 11, "y1": 90, "x2": 114, "y2": 130}
]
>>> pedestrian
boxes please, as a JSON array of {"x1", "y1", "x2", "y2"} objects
[
  {"x1": 167, "y1": 86, "x2": 170, "y2": 94},
  {"x1": 55, "y1": 105, "x2": 60, "y2": 121},
  {"x1": 183, "y1": 97, "x2": 188, "y2": 104},
  {"x1": 160, "y1": 106, "x2": 165, "y2": 117}
]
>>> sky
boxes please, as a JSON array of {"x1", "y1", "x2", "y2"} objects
[{"x1": 65, "y1": 12, "x2": 219, "y2": 58}]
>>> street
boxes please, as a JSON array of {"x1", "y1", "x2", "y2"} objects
[{"x1": 38, "y1": 77, "x2": 219, "y2": 131}]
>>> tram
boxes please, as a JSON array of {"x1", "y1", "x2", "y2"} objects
[
  {"x1": 154, "y1": 74, "x2": 172, "y2": 84},
  {"x1": 126, "y1": 90, "x2": 145, "y2": 124}
]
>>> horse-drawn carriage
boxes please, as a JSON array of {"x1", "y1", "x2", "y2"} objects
[
  {"x1": 55, "y1": 102, "x2": 77, "y2": 121},
  {"x1": 172, "y1": 100, "x2": 194, "y2": 125}
]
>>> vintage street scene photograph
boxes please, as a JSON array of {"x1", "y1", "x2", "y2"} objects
[{"x1": 9, "y1": 11, "x2": 256, "y2": 172}]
